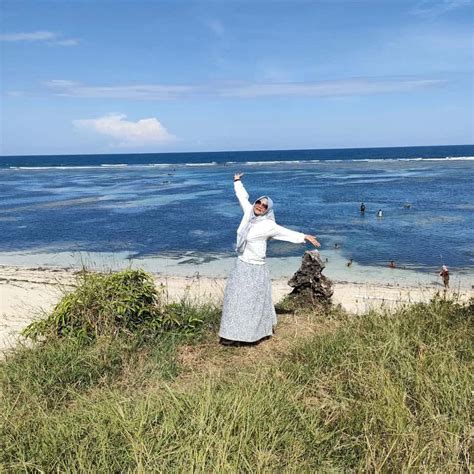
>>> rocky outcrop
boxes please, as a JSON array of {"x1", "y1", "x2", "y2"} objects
[{"x1": 287, "y1": 250, "x2": 333, "y2": 307}]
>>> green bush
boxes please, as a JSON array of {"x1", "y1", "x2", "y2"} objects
[
  {"x1": 23, "y1": 269, "x2": 161, "y2": 341},
  {"x1": 23, "y1": 269, "x2": 222, "y2": 343},
  {"x1": 2, "y1": 270, "x2": 221, "y2": 415}
]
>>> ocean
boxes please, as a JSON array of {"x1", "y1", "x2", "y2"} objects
[{"x1": 1, "y1": 145, "x2": 473, "y2": 282}]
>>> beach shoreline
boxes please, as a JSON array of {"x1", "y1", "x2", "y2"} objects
[{"x1": 1, "y1": 262, "x2": 473, "y2": 354}]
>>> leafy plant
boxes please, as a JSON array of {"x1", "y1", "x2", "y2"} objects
[
  {"x1": 22, "y1": 269, "x2": 221, "y2": 342},
  {"x1": 23, "y1": 269, "x2": 162, "y2": 341}
]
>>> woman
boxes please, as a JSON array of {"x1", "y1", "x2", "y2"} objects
[{"x1": 219, "y1": 173, "x2": 320, "y2": 347}]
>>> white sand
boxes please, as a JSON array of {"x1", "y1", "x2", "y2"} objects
[{"x1": 1, "y1": 264, "x2": 472, "y2": 354}]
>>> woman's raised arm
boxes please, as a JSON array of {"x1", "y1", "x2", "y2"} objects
[{"x1": 233, "y1": 173, "x2": 252, "y2": 213}]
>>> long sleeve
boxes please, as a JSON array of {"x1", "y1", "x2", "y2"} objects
[
  {"x1": 269, "y1": 223, "x2": 306, "y2": 244},
  {"x1": 234, "y1": 180, "x2": 252, "y2": 213}
]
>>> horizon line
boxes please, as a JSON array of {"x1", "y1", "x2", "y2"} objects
[{"x1": 1, "y1": 143, "x2": 473, "y2": 159}]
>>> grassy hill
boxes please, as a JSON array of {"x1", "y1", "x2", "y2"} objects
[{"x1": 1, "y1": 269, "x2": 472, "y2": 472}]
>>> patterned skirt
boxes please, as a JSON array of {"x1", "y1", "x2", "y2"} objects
[{"x1": 219, "y1": 258, "x2": 277, "y2": 342}]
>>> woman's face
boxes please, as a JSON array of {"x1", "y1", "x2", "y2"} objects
[{"x1": 254, "y1": 198, "x2": 269, "y2": 216}]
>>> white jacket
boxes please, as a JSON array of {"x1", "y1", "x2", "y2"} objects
[{"x1": 234, "y1": 180, "x2": 305, "y2": 265}]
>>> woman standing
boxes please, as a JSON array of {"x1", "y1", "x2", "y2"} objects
[{"x1": 219, "y1": 173, "x2": 320, "y2": 347}]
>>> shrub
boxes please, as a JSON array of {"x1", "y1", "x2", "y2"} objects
[
  {"x1": 22, "y1": 269, "x2": 222, "y2": 343},
  {"x1": 23, "y1": 269, "x2": 162, "y2": 341}
]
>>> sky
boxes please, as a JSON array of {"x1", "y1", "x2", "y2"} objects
[{"x1": 1, "y1": 0, "x2": 473, "y2": 156}]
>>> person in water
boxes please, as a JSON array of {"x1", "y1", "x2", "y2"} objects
[
  {"x1": 389, "y1": 260, "x2": 396, "y2": 268},
  {"x1": 439, "y1": 265, "x2": 449, "y2": 289},
  {"x1": 377, "y1": 209, "x2": 383, "y2": 218},
  {"x1": 346, "y1": 258, "x2": 353, "y2": 267},
  {"x1": 360, "y1": 202, "x2": 366, "y2": 213},
  {"x1": 219, "y1": 173, "x2": 320, "y2": 347}
]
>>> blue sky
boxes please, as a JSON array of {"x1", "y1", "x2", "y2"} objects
[{"x1": 1, "y1": 0, "x2": 473, "y2": 155}]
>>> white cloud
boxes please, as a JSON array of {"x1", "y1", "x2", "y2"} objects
[
  {"x1": 411, "y1": 0, "x2": 472, "y2": 17},
  {"x1": 73, "y1": 113, "x2": 176, "y2": 147},
  {"x1": 0, "y1": 31, "x2": 79, "y2": 46},
  {"x1": 47, "y1": 77, "x2": 444, "y2": 101},
  {"x1": 48, "y1": 80, "x2": 79, "y2": 88},
  {"x1": 0, "y1": 31, "x2": 56, "y2": 41}
]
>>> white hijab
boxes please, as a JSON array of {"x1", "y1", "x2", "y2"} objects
[{"x1": 236, "y1": 195, "x2": 275, "y2": 253}]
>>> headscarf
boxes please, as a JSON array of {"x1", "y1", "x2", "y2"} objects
[
  {"x1": 236, "y1": 195, "x2": 275, "y2": 253},
  {"x1": 442, "y1": 265, "x2": 448, "y2": 272}
]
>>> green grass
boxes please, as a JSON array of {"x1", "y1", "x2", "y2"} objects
[
  {"x1": 1, "y1": 270, "x2": 472, "y2": 472},
  {"x1": 282, "y1": 297, "x2": 473, "y2": 471}
]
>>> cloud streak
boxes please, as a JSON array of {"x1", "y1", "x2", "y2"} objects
[
  {"x1": 0, "y1": 31, "x2": 79, "y2": 46},
  {"x1": 411, "y1": 0, "x2": 472, "y2": 17},
  {"x1": 0, "y1": 31, "x2": 56, "y2": 41},
  {"x1": 47, "y1": 80, "x2": 195, "y2": 99},
  {"x1": 47, "y1": 77, "x2": 445, "y2": 100},
  {"x1": 73, "y1": 113, "x2": 176, "y2": 147},
  {"x1": 217, "y1": 78, "x2": 445, "y2": 98}
]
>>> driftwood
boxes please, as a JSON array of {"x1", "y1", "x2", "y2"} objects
[{"x1": 287, "y1": 250, "x2": 333, "y2": 307}]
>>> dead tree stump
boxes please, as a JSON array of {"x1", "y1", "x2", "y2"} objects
[{"x1": 287, "y1": 250, "x2": 333, "y2": 307}]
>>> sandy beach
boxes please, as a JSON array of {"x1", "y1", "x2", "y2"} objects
[{"x1": 1, "y1": 263, "x2": 472, "y2": 354}]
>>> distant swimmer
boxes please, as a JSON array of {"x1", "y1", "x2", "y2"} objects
[
  {"x1": 439, "y1": 265, "x2": 449, "y2": 289},
  {"x1": 377, "y1": 209, "x2": 383, "y2": 218},
  {"x1": 403, "y1": 203, "x2": 411, "y2": 209},
  {"x1": 346, "y1": 258, "x2": 353, "y2": 267},
  {"x1": 334, "y1": 243, "x2": 340, "y2": 249},
  {"x1": 360, "y1": 202, "x2": 366, "y2": 214},
  {"x1": 389, "y1": 260, "x2": 396, "y2": 268}
]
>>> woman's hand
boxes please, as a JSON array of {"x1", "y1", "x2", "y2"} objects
[
  {"x1": 234, "y1": 172, "x2": 244, "y2": 181},
  {"x1": 304, "y1": 234, "x2": 321, "y2": 248}
]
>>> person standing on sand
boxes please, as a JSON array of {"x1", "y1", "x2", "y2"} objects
[
  {"x1": 219, "y1": 173, "x2": 320, "y2": 347},
  {"x1": 439, "y1": 265, "x2": 449, "y2": 289}
]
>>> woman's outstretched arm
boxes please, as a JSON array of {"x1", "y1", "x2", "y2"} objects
[
  {"x1": 269, "y1": 223, "x2": 321, "y2": 247},
  {"x1": 233, "y1": 173, "x2": 252, "y2": 213}
]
